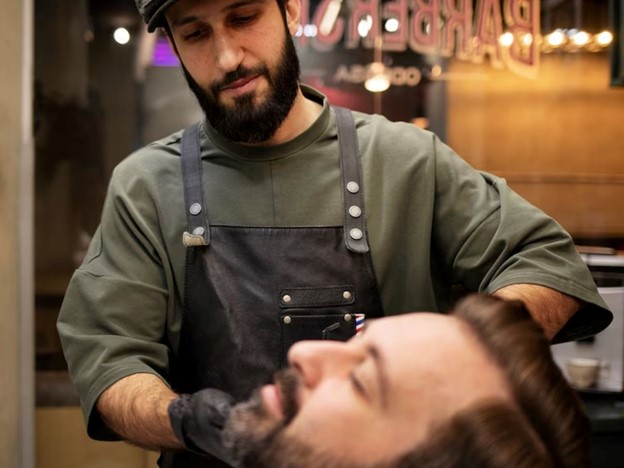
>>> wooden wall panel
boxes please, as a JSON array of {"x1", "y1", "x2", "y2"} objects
[
  {"x1": 36, "y1": 408, "x2": 159, "y2": 468},
  {"x1": 446, "y1": 54, "x2": 624, "y2": 238}
]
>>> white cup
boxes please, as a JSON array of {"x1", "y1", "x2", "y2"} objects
[{"x1": 566, "y1": 358, "x2": 600, "y2": 389}]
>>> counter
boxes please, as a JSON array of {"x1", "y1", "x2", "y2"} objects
[{"x1": 582, "y1": 391, "x2": 624, "y2": 467}]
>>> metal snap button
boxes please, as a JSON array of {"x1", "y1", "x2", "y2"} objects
[
  {"x1": 343, "y1": 291, "x2": 352, "y2": 300},
  {"x1": 283, "y1": 316, "x2": 292, "y2": 324},
  {"x1": 348, "y1": 205, "x2": 362, "y2": 218},
  {"x1": 346, "y1": 181, "x2": 360, "y2": 194},
  {"x1": 192, "y1": 227, "x2": 205, "y2": 236},
  {"x1": 344, "y1": 314, "x2": 352, "y2": 322},
  {"x1": 189, "y1": 203, "x2": 202, "y2": 215},
  {"x1": 283, "y1": 294, "x2": 292, "y2": 303},
  {"x1": 349, "y1": 228, "x2": 363, "y2": 240}
]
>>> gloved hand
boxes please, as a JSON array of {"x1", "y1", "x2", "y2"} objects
[{"x1": 168, "y1": 388, "x2": 236, "y2": 464}]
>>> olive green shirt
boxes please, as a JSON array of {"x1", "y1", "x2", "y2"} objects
[{"x1": 57, "y1": 85, "x2": 610, "y2": 439}]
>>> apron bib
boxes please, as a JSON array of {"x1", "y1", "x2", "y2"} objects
[{"x1": 160, "y1": 108, "x2": 384, "y2": 467}]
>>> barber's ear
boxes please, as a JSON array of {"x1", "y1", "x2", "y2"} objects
[{"x1": 284, "y1": 0, "x2": 301, "y2": 36}]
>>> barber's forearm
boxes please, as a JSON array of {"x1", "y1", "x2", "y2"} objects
[
  {"x1": 493, "y1": 284, "x2": 580, "y2": 340},
  {"x1": 96, "y1": 373, "x2": 182, "y2": 450}
]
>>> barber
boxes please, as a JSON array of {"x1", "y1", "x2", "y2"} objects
[{"x1": 57, "y1": 0, "x2": 612, "y2": 466}]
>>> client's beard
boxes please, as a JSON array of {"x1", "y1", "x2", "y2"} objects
[
  {"x1": 182, "y1": 33, "x2": 301, "y2": 144},
  {"x1": 223, "y1": 368, "x2": 364, "y2": 468},
  {"x1": 222, "y1": 368, "x2": 300, "y2": 466}
]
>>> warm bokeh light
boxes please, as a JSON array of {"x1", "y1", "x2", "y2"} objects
[
  {"x1": 499, "y1": 32, "x2": 514, "y2": 47},
  {"x1": 303, "y1": 24, "x2": 317, "y2": 37},
  {"x1": 571, "y1": 30, "x2": 590, "y2": 46},
  {"x1": 385, "y1": 18, "x2": 399, "y2": 33},
  {"x1": 319, "y1": 0, "x2": 342, "y2": 36},
  {"x1": 364, "y1": 75, "x2": 390, "y2": 92},
  {"x1": 364, "y1": 62, "x2": 390, "y2": 92},
  {"x1": 430, "y1": 65, "x2": 442, "y2": 77},
  {"x1": 595, "y1": 31, "x2": 613, "y2": 46},
  {"x1": 522, "y1": 33, "x2": 533, "y2": 46},
  {"x1": 358, "y1": 15, "x2": 373, "y2": 38},
  {"x1": 113, "y1": 27, "x2": 130, "y2": 45},
  {"x1": 546, "y1": 30, "x2": 565, "y2": 47}
]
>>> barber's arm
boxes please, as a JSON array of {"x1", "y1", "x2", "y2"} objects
[
  {"x1": 56, "y1": 159, "x2": 233, "y2": 461},
  {"x1": 428, "y1": 136, "x2": 610, "y2": 341},
  {"x1": 96, "y1": 373, "x2": 180, "y2": 449},
  {"x1": 493, "y1": 284, "x2": 579, "y2": 340},
  {"x1": 97, "y1": 373, "x2": 235, "y2": 461}
]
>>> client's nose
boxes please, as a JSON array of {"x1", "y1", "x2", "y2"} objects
[{"x1": 287, "y1": 340, "x2": 361, "y2": 388}]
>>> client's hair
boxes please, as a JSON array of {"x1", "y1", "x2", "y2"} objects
[{"x1": 395, "y1": 294, "x2": 590, "y2": 468}]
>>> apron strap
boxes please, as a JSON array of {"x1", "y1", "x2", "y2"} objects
[
  {"x1": 334, "y1": 107, "x2": 370, "y2": 254},
  {"x1": 180, "y1": 110, "x2": 369, "y2": 251},
  {"x1": 181, "y1": 123, "x2": 210, "y2": 247}
]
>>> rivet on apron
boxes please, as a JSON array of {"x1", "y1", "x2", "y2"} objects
[
  {"x1": 283, "y1": 294, "x2": 292, "y2": 303},
  {"x1": 349, "y1": 228, "x2": 363, "y2": 240},
  {"x1": 192, "y1": 226, "x2": 205, "y2": 236},
  {"x1": 189, "y1": 203, "x2": 202, "y2": 215},
  {"x1": 283, "y1": 316, "x2": 292, "y2": 324},
  {"x1": 344, "y1": 314, "x2": 352, "y2": 322},
  {"x1": 348, "y1": 205, "x2": 362, "y2": 218},
  {"x1": 346, "y1": 181, "x2": 360, "y2": 194},
  {"x1": 343, "y1": 291, "x2": 352, "y2": 300}
]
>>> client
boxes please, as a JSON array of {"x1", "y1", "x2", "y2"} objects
[{"x1": 222, "y1": 294, "x2": 590, "y2": 467}]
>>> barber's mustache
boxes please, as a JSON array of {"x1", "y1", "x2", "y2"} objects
[{"x1": 212, "y1": 65, "x2": 270, "y2": 95}]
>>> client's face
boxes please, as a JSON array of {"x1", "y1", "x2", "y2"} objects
[{"x1": 223, "y1": 313, "x2": 513, "y2": 467}]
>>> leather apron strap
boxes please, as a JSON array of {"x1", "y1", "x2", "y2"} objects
[
  {"x1": 180, "y1": 109, "x2": 371, "y2": 252},
  {"x1": 334, "y1": 106, "x2": 371, "y2": 253},
  {"x1": 181, "y1": 123, "x2": 210, "y2": 247}
]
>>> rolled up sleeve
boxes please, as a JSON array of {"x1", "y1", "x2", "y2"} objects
[
  {"x1": 57, "y1": 159, "x2": 176, "y2": 439},
  {"x1": 431, "y1": 138, "x2": 611, "y2": 341}
]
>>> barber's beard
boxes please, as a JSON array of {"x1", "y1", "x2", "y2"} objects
[{"x1": 182, "y1": 34, "x2": 300, "y2": 144}]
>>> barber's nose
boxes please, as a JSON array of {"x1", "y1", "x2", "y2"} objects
[
  {"x1": 287, "y1": 341, "x2": 362, "y2": 388},
  {"x1": 213, "y1": 34, "x2": 243, "y2": 73}
]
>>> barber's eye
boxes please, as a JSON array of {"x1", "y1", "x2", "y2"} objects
[
  {"x1": 184, "y1": 29, "x2": 206, "y2": 41},
  {"x1": 231, "y1": 14, "x2": 257, "y2": 25}
]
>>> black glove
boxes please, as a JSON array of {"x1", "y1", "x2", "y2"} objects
[{"x1": 168, "y1": 388, "x2": 236, "y2": 465}]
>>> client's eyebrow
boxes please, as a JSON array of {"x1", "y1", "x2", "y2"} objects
[{"x1": 367, "y1": 344, "x2": 390, "y2": 410}]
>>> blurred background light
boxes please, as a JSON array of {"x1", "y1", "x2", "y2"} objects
[{"x1": 113, "y1": 27, "x2": 130, "y2": 45}]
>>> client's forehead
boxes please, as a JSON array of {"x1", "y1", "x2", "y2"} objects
[
  {"x1": 365, "y1": 312, "x2": 470, "y2": 344},
  {"x1": 364, "y1": 312, "x2": 513, "y2": 438},
  {"x1": 364, "y1": 312, "x2": 503, "y2": 383}
]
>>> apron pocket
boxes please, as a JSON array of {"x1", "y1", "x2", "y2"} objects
[
  {"x1": 280, "y1": 313, "x2": 359, "y2": 366},
  {"x1": 278, "y1": 286, "x2": 355, "y2": 308}
]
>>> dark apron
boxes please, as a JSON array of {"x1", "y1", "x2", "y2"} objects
[{"x1": 159, "y1": 107, "x2": 384, "y2": 467}]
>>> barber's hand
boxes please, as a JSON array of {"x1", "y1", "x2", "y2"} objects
[{"x1": 168, "y1": 388, "x2": 236, "y2": 464}]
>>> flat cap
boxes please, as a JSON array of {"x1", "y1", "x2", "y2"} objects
[{"x1": 135, "y1": 0, "x2": 180, "y2": 32}]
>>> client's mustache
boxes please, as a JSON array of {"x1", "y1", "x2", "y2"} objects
[{"x1": 274, "y1": 368, "x2": 301, "y2": 424}]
